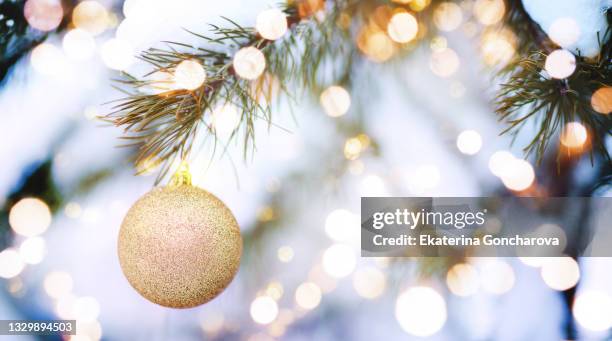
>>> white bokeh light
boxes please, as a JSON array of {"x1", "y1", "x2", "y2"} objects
[
  {"x1": 322, "y1": 244, "x2": 356, "y2": 278},
  {"x1": 540, "y1": 257, "x2": 579, "y2": 291},
  {"x1": 295, "y1": 282, "x2": 322, "y2": 310},
  {"x1": 573, "y1": 291, "x2": 612, "y2": 332},
  {"x1": 387, "y1": 12, "x2": 418, "y2": 43},
  {"x1": 256, "y1": 9, "x2": 288, "y2": 41},
  {"x1": 488, "y1": 150, "x2": 515, "y2": 177},
  {"x1": 174, "y1": 60, "x2": 206, "y2": 90},
  {"x1": 434, "y1": 2, "x2": 463, "y2": 32},
  {"x1": 9, "y1": 198, "x2": 52, "y2": 237},
  {"x1": 277, "y1": 246, "x2": 294, "y2": 263},
  {"x1": 500, "y1": 159, "x2": 535, "y2": 192},
  {"x1": 0, "y1": 249, "x2": 25, "y2": 279},
  {"x1": 250, "y1": 296, "x2": 278, "y2": 325},
  {"x1": 18, "y1": 237, "x2": 46, "y2": 265},
  {"x1": 430, "y1": 48, "x2": 460, "y2": 77},
  {"x1": 395, "y1": 286, "x2": 447, "y2": 337},
  {"x1": 233, "y1": 47, "x2": 266, "y2": 80},
  {"x1": 324, "y1": 209, "x2": 359, "y2": 243},
  {"x1": 320, "y1": 85, "x2": 351, "y2": 117},
  {"x1": 352, "y1": 266, "x2": 386, "y2": 299},
  {"x1": 545, "y1": 49, "x2": 576, "y2": 79},
  {"x1": 456, "y1": 130, "x2": 483, "y2": 155},
  {"x1": 560, "y1": 122, "x2": 588, "y2": 148},
  {"x1": 63, "y1": 29, "x2": 96, "y2": 60}
]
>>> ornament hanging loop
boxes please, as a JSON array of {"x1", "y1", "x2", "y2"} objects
[{"x1": 170, "y1": 161, "x2": 192, "y2": 187}]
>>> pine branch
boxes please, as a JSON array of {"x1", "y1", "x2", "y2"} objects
[
  {"x1": 106, "y1": 0, "x2": 609, "y2": 183},
  {"x1": 104, "y1": 0, "x2": 416, "y2": 183},
  {"x1": 496, "y1": 8, "x2": 612, "y2": 165}
]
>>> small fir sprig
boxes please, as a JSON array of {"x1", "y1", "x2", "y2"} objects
[
  {"x1": 105, "y1": 0, "x2": 361, "y2": 182},
  {"x1": 496, "y1": 3, "x2": 611, "y2": 164}
]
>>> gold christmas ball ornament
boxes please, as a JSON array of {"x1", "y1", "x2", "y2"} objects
[{"x1": 118, "y1": 166, "x2": 242, "y2": 308}]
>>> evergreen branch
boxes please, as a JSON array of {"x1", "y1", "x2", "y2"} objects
[
  {"x1": 104, "y1": 0, "x2": 434, "y2": 182},
  {"x1": 106, "y1": 0, "x2": 610, "y2": 183},
  {"x1": 496, "y1": 47, "x2": 612, "y2": 164},
  {"x1": 496, "y1": 8, "x2": 612, "y2": 165}
]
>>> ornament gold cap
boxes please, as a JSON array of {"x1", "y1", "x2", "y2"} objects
[{"x1": 170, "y1": 161, "x2": 192, "y2": 186}]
